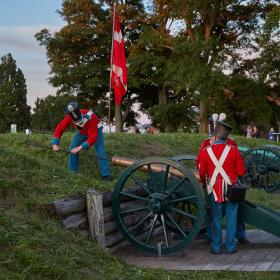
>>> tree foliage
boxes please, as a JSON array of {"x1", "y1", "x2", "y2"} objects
[
  {"x1": 0, "y1": 54, "x2": 31, "y2": 132},
  {"x1": 127, "y1": 0, "x2": 278, "y2": 132},
  {"x1": 31, "y1": 94, "x2": 74, "y2": 131},
  {"x1": 35, "y1": 0, "x2": 145, "y2": 131},
  {"x1": 34, "y1": 0, "x2": 279, "y2": 134},
  {"x1": 258, "y1": 6, "x2": 280, "y2": 87}
]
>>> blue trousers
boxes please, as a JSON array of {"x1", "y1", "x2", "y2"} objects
[
  {"x1": 68, "y1": 127, "x2": 110, "y2": 177},
  {"x1": 209, "y1": 195, "x2": 238, "y2": 253},
  {"x1": 206, "y1": 207, "x2": 246, "y2": 241}
]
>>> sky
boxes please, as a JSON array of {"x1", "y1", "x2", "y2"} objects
[
  {"x1": 0, "y1": 0, "x2": 151, "y2": 124},
  {"x1": 0, "y1": 0, "x2": 64, "y2": 108}
]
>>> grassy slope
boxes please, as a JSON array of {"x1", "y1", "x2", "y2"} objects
[{"x1": 0, "y1": 132, "x2": 279, "y2": 279}]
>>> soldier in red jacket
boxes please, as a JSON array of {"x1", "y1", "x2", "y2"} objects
[
  {"x1": 199, "y1": 120, "x2": 246, "y2": 254},
  {"x1": 197, "y1": 114, "x2": 249, "y2": 245},
  {"x1": 51, "y1": 101, "x2": 111, "y2": 180}
]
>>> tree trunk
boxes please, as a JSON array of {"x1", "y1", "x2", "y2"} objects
[
  {"x1": 158, "y1": 84, "x2": 169, "y2": 132},
  {"x1": 199, "y1": 99, "x2": 208, "y2": 134},
  {"x1": 158, "y1": 84, "x2": 167, "y2": 105},
  {"x1": 115, "y1": 103, "x2": 123, "y2": 132}
]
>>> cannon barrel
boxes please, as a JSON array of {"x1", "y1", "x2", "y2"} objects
[{"x1": 112, "y1": 155, "x2": 199, "y2": 179}]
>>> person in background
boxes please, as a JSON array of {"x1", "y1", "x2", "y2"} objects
[
  {"x1": 127, "y1": 126, "x2": 136, "y2": 133},
  {"x1": 199, "y1": 119, "x2": 246, "y2": 254},
  {"x1": 196, "y1": 113, "x2": 249, "y2": 245},
  {"x1": 246, "y1": 125, "x2": 252, "y2": 138},
  {"x1": 252, "y1": 125, "x2": 259, "y2": 138},
  {"x1": 51, "y1": 101, "x2": 111, "y2": 181},
  {"x1": 268, "y1": 127, "x2": 275, "y2": 141}
]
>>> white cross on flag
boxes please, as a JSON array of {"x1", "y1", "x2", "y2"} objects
[{"x1": 111, "y1": 10, "x2": 127, "y2": 105}]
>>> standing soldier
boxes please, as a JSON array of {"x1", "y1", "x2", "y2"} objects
[
  {"x1": 199, "y1": 119, "x2": 246, "y2": 254},
  {"x1": 197, "y1": 113, "x2": 249, "y2": 245},
  {"x1": 51, "y1": 101, "x2": 111, "y2": 181}
]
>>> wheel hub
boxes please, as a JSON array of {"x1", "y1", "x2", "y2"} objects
[
  {"x1": 256, "y1": 164, "x2": 267, "y2": 175},
  {"x1": 147, "y1": 193, "x2": 169, "y2": 214}
]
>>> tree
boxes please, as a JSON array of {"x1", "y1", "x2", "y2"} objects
[
  {"x1": 211, "y1": 74, "x2": 272, "y2": 133},
  {"x1": 229, "y1": 5, "x2": 280, "y2": 130},
  {"x1": 258, "y1": 6, "x2": 280, "y2": 87},
  {"x1": 31, "y1": 94, "x2": 74, "y2": 130},
  {"x1": 127, "y1": 1, "x2": 276, "y2": 132},
  {"x1": 35, "y1": 0, "x2": 145, "y2": 132},
  {"x1": 0, "y1": 53, "x2": 31, "y2": 132},
  {"x1": 166, "y1": 0, "x2": 277, "y2": 133}
]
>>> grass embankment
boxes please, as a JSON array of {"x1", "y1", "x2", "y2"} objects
[{"x1": 0, "y1": 132, "x2": 279, "y2": 279}]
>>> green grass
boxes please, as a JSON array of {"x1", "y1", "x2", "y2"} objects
[{"x1": 0, "y1": 132, "x2": 279, "y2": 279}]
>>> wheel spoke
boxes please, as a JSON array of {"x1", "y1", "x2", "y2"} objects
[
  {"x1": 267, "y1": 155, "x2": 277, "y2": 165},
  {"x1": 166, "y1": 213, "x2": 187, "y2": 239},
  {"x1": 187, "y1": 203, "x2": 195, "y2": 226},
  {"x1": 162, "y1": 165, "x2": 170, "y2": 192},
  {"x1": 168, "y1": 177, "x2": 187, "y2": 197},
  {"x1": 119, "y1": 206, "x2": 148, "y2": 215},
  {"x1": 263, "y1": 175, "x2": 269, "y2": 191},
  {"x1": 262, "y1": 150, "x2": 266, "y2": 163},
  {"x1": 146, "y1": 164, "x2": 154, "y2": 191},
  {"x1": 160, "y1": 214, "x2": 169, "y2": 248},
  {"x1": 171, "y1": 207, "x2": 197, "y2": 220},
  {"x1": 131, "y1": 173, "x2": 151, "y2": 195},
  {"x1": 268, "y1": 161, "x2": 280, "y2": 169},
  {"x1": 171, "y1": 195, "x2": 197, "y2": 204},
  {"x1": 132, "y1": 212, "x2": 153, "y2": 232},
  {"x1": 145, "y1": 214, "x2": 158, "y2": 245},
  {"x1": 120, "y1": 191, "x2": 148, "y2": 202}
]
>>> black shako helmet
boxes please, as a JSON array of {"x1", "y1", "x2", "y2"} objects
[
  {"x1": 64, "y1": 101, "x2": 83, "y2": 126},
  {"x1": 215, "y1": 120, "x2": 233, "y2": 140}
]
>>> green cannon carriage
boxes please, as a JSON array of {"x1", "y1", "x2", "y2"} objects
[
  {"x1": 111, "y1": 152, "x2": 280, "y2": 255},
  {"x1": 24, "y1": 131, "x2": 280, "y2": 255}
]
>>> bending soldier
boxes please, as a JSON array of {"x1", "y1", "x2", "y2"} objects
[{"x1": 51, "y1": 101, "x2": 111, "y2": 181}]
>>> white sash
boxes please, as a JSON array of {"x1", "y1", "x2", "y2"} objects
[
  {"x1": 206, "y1": 146, "x2": 232, "y2": 200},
  {"x1": 81, "y1": 110, "x2": 103, "y2": 128}
]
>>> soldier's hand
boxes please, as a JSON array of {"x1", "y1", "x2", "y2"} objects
[
  {"x1": 53, "y1": 144, "x2": 60, "y2": 152},
  {"x1": 71, "y1": 146, "x2": 82, "y2": 154}
]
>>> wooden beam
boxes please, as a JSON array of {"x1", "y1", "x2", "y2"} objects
[{"x1": 49, "y1": 196, "x2": 86, "y2": 217}]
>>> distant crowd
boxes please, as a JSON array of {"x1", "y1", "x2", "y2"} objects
[{"x1": 245, "y1": 124, "x2": 278, "y2": 141}]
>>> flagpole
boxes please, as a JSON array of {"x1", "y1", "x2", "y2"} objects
[{"x1": 108, "y1": 1, "x2": 117, "y2": 134}]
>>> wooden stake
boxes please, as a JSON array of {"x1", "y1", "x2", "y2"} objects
[{"x1": 86, "y1": 190, "x2": 105, "y2": 249}]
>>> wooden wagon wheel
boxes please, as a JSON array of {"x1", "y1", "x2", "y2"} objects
[
  {"x1": 112, "y1": 157, "x2": 204, "y2": 255},
  {"x1": 171, "y1": 154, "x2": 207, "y2": 235},
  {"x1": 244, "y1": 146, "x2": 280, "y2": 192}
]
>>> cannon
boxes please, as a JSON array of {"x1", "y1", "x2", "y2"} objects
[
  {"x1": 170, "y1": 146, "x2": 280, "y2": 193},
  {"x1": 238, "y1": 145, "x2": 280, "y2": 192},
  {"x1": 111, "y1": 155, "x2": 280, "y2": 255},
  {"x1": 24, "y1": 131, "x2": 280, "y2": 255},
  {"x1": 111, "y1": 156, "x2": 204, "y2": 255}
]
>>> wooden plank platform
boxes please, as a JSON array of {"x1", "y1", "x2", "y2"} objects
[{"x1": 113, "y1": 230, "x2": 280, "y2": 271}]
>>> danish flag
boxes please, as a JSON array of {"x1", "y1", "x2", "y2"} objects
[{"x1": 111, "y1": 10, "x2": 127, "y2": 105}]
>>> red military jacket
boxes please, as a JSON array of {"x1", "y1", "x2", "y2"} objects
[
  {"x1": 52, "y1": 109, "x2": 99, "y2": 149},
  {"x1": 199, "y1": 142, "x2": 246, "y2": 202},
  {"x1": 196, "y1": 137, "x2": 237, "y2": 169}
]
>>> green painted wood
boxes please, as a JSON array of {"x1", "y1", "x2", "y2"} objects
[
  {"x1": 239, "y1": 201, "x2": 280, "y2": 238},
  {"x1": 112, "y1": 157, "x2": 205, "y2": 255}
]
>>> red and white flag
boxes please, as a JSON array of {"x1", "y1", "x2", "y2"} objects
[{"x1": 111, "y1": 9, "x2": 127, "y2": 105}]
